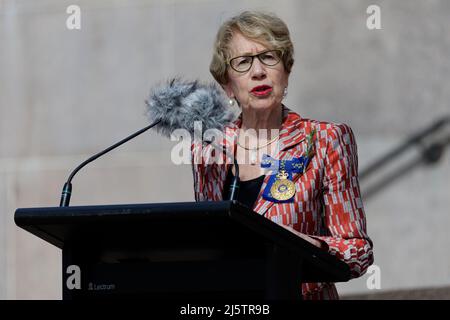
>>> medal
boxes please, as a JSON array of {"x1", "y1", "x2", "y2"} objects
[
  {"x1": 261, "y1": 157, "x2": 301, "y2": 203},
  {"x1": 260, "y1": 129, "x2": 316, "y2": 203},
  {"x1": 270, "y1": 170, "x2": 296, "y2": 201},
  {"x1": 261, "y1": 154, "x2": 312, "y2": 203}
]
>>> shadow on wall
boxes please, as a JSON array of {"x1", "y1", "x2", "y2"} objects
[{"x1": 360, "y1": 115, "x2": 450, "y2": 200}]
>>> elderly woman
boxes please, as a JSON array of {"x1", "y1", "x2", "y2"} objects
[{"x1": 192, "y1": 11, "x2": 373, "y2": 300}]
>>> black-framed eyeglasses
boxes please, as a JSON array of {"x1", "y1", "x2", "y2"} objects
[{"x1": 228, "y1": 49, "x2": 283, "y2": 73}]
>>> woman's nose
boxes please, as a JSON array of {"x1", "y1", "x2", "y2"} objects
[{"x1": 250, "y1": 58, "x2": 267, "y2": 79}]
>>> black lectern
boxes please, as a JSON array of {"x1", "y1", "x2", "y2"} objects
[{"x1": 14, "y1": 201, "x2": 350, "y2": 300}]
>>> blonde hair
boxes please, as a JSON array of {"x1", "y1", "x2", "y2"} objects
[{"x1": 210, "y1": 11, "x2": 294, "y2": 84}]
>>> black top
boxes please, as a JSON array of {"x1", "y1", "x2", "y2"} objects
[{"x1": 223, "y1": 169, "x2": 265, "y2": 209}]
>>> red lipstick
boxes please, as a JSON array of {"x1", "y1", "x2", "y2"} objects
[{"x1": 250, "y1": 85, "x2": 273, "y2": 97}]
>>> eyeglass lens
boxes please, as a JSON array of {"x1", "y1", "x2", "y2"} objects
[{"x1": 230, "y1": 50, "x2": 281, "y2": 72}]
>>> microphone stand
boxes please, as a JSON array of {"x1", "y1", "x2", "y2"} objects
[
  {"x1": 59, "y1": 119, "x2": 161, "y2": 207},
  {"x1": 228, "y1": 152, "x2": 240, "y2": 201}
]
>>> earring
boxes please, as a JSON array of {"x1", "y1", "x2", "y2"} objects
[
  {"x1": 283, "y1": 87, "x2": 288, "y2": 99},
  {"x1": 228, "y1": 98, "x2": 235, "y2": 106}
]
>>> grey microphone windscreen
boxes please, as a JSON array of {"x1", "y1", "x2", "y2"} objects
[{"x1": 145, "y1": 78, "x2": 239, "y2": 138}]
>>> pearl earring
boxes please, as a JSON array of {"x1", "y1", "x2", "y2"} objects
[
  {"x1": 228, "y1": 98, "x2": 235, "y2": 106},
  {"x1": 283, "y1": 87, "x2": 288, "y2": 99}
]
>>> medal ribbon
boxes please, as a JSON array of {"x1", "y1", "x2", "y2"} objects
[{"x1": 260, "y1": 154, "x2": 311, "y2": 203}]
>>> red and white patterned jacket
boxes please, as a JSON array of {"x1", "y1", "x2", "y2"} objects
[{"x1": 191, "y1": 106, "x2": 374, "y2": 299}]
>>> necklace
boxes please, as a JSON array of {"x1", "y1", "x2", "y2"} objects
[{"x1": 237, "y1": 133, "x2": 280, "y2": 165}]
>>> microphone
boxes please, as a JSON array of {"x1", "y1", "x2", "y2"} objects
[
  {"x1": 146, "y1": 78, "x2": 237, "y2": 137},
  {"x1": 59, "y1": 120, "x2": 161, "y2": 207},
  {"x1": 59, "y1": 78, "x2": 241, "y2": 207},
  {"x1": 145, "y1": 78, "x2": 241, "y2": 201}
]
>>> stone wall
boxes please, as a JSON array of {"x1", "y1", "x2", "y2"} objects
[{"x1": 1, "y1": 0, "x2": 449, "y2": 299}]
